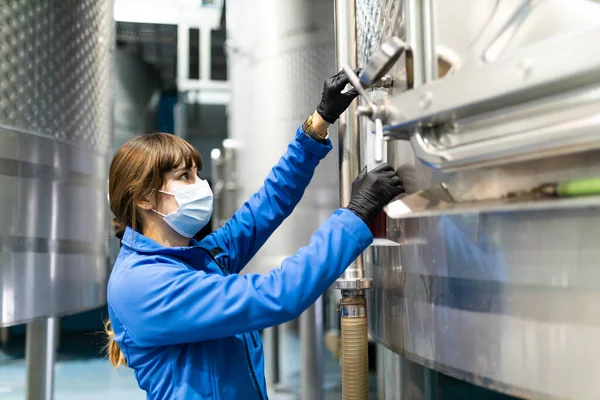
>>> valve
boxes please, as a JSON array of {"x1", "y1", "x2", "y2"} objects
[{"x1": 342, "y1": 36, "x2": 407, "y2": 163}]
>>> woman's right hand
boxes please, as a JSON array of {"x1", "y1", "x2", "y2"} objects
[{"x1": 346, "y1": 164, "x2": 404, "y2": 223}]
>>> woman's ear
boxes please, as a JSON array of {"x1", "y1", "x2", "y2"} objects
[{"x1": 135, "y1": 195, "x2": 154, "y2": 211}]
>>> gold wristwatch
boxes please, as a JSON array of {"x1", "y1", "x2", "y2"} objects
[{"x1": 302, "y1": 114, "x2": 329, "y2": 143}]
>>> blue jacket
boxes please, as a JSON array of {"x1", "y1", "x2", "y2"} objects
[{"x1": 107, "y1": 126, "x2": 373, "y2": 400}]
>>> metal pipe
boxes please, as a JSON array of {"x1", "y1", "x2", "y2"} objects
[
  {"x1": 300, "y1": 296, "x2": 324, "y2": 400},
  {"x1": 26, "y1": 317, "x2": 56, "y2": 400},
  {"x1": 335, "y1": 1, "x2": 371, "y2": 399},
  {"x1": 263, "y1": 326, "x2": 279, "y2": 390},
  {"x1": 335, "y1": 0, "x2": 360, "y2": 210},
  {"x1": 376, "y1": 345, "x2": 385, "y2": 400},
  {"x1": 335, "y1": 0, "x2": 364, "y2": 282},
  {"x1": 406, "y1": 0, "x2": 424, "y2": 88},
  {"x1": 422, "y1": 0, "x2": 438, "y2": 83}
]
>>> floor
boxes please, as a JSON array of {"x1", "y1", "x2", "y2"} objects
[
  {"x1": 0, "y1": 322, "x2": 513, "y2": 400},
  {"x1": 0, "y1": 327, "x2": 369, "y2": 400}
]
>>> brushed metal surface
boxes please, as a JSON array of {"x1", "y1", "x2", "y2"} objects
[
  {"x1": 227, "y1": 0, "x2": 338, "y2": 275},
  {"x1": 0, "y1": 0, "x2": 113, "y2": 326},
  {"x1": 367, "y1": 206, "x2": 600, "y2": 399},
  {"x1": 227, "y1": 0, "x2": 338, "y2": 392},
  {"x1": 356, "y1": 0, "x2": 600, "y2": 398}
]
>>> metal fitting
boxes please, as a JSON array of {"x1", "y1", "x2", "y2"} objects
[
  {"x1": 334, "y1": 278, "x2": 373, "y2": 290},
  {"x1": 357, "y1": 105, "x2": 374, "y2": 118},
  {"x1": 369, "y1": 74, "x2": 394, "y2": 89}
]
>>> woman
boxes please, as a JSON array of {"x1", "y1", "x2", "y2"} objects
[{"x1": 105, "y1": 69, "x2": 404, "y2": 400}]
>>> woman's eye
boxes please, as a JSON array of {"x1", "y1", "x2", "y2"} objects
[{"x1": 180, "y1": 173, "x2": 189, "y2": 180}]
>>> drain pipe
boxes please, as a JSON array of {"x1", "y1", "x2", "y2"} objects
[{"x1": 334, "y1": 1, "x2": 372, "y2": 399}]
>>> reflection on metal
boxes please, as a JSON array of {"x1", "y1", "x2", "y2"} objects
[
  {"x1": 0, "y1": 0, "x2": 112, "y2": 328},
  {"x1": 366, "y1": 206, "x2": 600, "y2": 399},
  {"x1": 352, "y1": 0, "x2": 600, "y2": 399},
  {"x1": 227, "y1": 0, "x2": 338, "y2": 394},
  {"x1": 482, "y1": 0, "x2": 542, "y2": 63},
  {"x1": 386, "y1": 14, "x2": 600, "y2": 170}
]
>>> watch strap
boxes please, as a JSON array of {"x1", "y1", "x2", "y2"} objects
[{"x1": 302, "y1": 115, "x2": 329, "y2": 143}]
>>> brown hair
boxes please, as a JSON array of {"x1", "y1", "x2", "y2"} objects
[{"x1": 105, "y1": 133, "x2": 202, "y2": 368}]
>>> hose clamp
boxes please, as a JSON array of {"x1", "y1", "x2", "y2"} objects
[{"x1": 340, "y1": 304, "x2": 366, "y2": 318}]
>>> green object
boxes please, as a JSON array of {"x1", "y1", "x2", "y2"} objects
[{"x1": 557, "y1": 177, "x2": 600, "y2": 197}]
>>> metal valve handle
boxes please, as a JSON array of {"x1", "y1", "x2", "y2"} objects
[
  {"x1": 342, "y1": 65, "x2": 376, "y2": 108},
  {"x1": 341, "y1": 37, "x2": 406, "y2": 164},
  {"x1": 342, "y1": 65, "x2": 385, "y2": 163}
]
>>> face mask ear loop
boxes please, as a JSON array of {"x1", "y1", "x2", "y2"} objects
[
  {"x1": 152, "y1": 189, "x2": 174, "y2": 217},
  {"x1": 151, "y1": 208, "x2": 167, "y2": 217}
]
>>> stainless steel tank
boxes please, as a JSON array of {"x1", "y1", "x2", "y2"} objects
[
  {"x1": 344, "y1": 0, "x2": 600, "y2": 399},
  {"x1": 0, "y1": 0, "x2": 113, "y2": 327},
  {"x1": 226, "y1": 0, "x2": 338, "y2": 396}
]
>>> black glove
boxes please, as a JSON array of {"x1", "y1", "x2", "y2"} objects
[
  {"x1": 396, "y1": 164, "x2": 419, "y2": 194},
  {"x1": 316, "y1": 68, "x2": 362, "y2": 124},
  {"x1": 346, "y1": 163, "x2": 405, "y2": 224}
]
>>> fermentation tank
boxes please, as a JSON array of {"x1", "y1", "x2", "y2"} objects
[
  {"x1": 226, "y1": 0, "x2": 339, "y2": 395},
  {"x1": 335, "y1": 0, "x2": 600, "y2": 398},
  {"x1": 0, "y1": 0, "x2": 113, "y2": 396}
]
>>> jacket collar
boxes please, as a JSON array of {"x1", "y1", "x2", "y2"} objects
[{"x1": 121, "y1": 226, "x2": 200, "y2": 255}]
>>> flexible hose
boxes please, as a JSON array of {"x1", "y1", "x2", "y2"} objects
[{"x1": 341, "y1": 297, "x2": 369, "y2": 400}]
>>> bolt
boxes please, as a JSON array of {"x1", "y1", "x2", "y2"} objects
[{"x1": 371, "y1": 75, "x2": 394, "y2": 89}]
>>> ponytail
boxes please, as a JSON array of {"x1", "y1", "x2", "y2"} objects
[{"x1": 104, "y1": 320, "x2": 127, "y2": 368}]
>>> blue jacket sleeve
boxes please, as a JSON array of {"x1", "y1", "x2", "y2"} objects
[
  {"x1": 108, "y1": 209, "x2": 372, "y2": 347},
  {"x1": 199, "y1": 126, "x2": 332, "y2": 274}
]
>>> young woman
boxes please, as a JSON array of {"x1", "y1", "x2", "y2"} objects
[{"x1": 105, "y1": 69, "x2": 404, "y2": 399}]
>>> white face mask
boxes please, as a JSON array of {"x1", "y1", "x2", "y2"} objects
[{"x1": 152, "y1": 179, "x2": 214, "y2": 238}]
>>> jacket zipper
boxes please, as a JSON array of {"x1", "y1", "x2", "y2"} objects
[
  {"x1": 243, "y1": 334, "x2": 265, "y2": 400},
  {"x1": 193, "y1": 247, "x2": 229, "y2": 276}
]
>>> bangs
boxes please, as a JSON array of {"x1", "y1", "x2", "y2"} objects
[{"x1": 153, "y1": 134, "x2": 203, "y2": 173}]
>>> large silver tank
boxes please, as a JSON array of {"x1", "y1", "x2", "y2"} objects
[
  {"x1": 226, "y1": 0, "x2": 338, "y2": 276},
  {"x1": 0, "y1": 0, "x2": 113, "y2": 326},
  {"x1": 350, "y1": 0, "x2": 600, "y2": 399},
  {"x1": 226, "y1": 0, "x2": 339, "y2": 391}
]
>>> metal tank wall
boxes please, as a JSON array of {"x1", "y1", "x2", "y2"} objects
[
  {"x1": 226, "y1": 0, "x2": 338, "y2": 392},
  {"x1": 348, "y1": 0, "x2": 600, "y2": 399},
  {"x1": 0, "y1": 0, "x2": 114, "y2": 327},
  {"x1": 226, "y1": 0, "x2": 338, "y2": 275}
]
